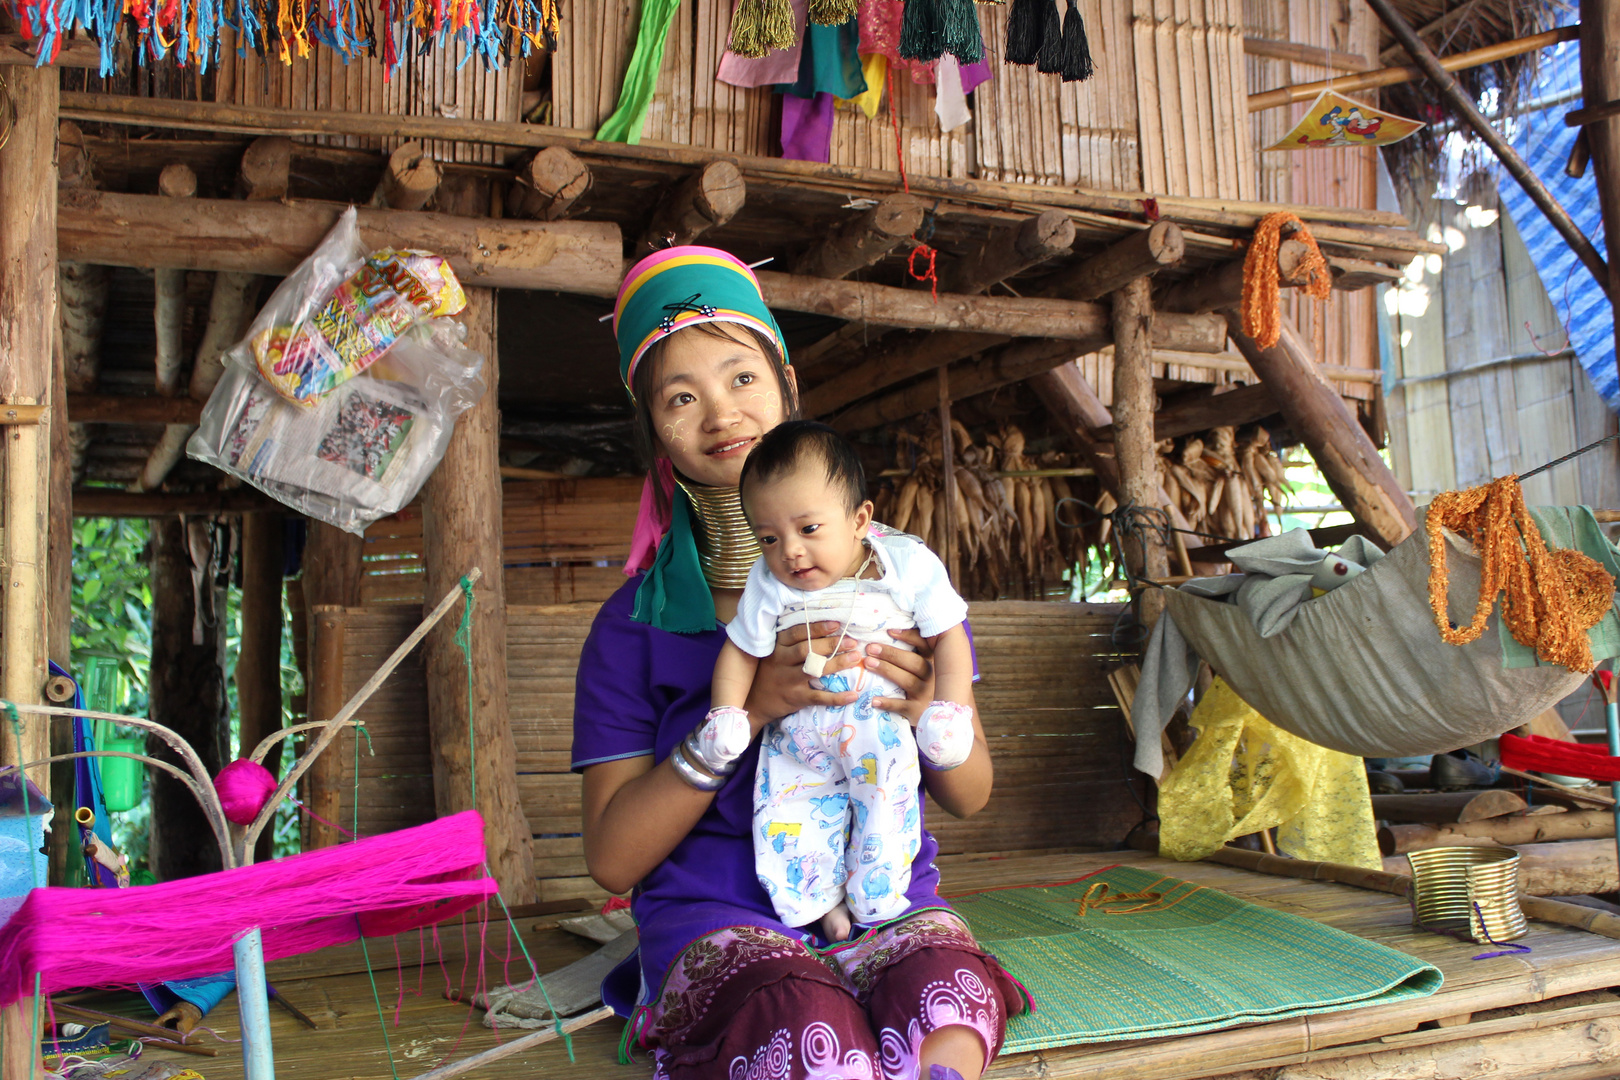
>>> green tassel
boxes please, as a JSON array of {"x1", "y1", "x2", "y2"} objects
[
  {"x1": 1004, "y1": 0, "x2": 1042, "y2": 63},
  {"x1": 898, "y1": 0, "x2": 943, "y2": 61},
  {"x1": 940, "y1": 0, "x2": 982, "y2": 64},
  {"x1": 729, "y1": 0, "x2": 797, "y2": 58},
  {"x1": 1033, "y1": 0, "x2": 1062, "y2": 73},
  {"x1": 807, "y1": 0, "x2": 858, "y2": 26},
  {"x1": 1058, "y1": 0, "x2": 1093, "y2": 81}
]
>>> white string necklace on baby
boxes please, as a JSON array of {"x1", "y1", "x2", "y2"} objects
[{"x1": 801, "y1": 540, "x2": 878, "y2": 678}]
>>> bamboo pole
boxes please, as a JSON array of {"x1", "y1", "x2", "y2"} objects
[
  {"x1": 1580, "y1": 0, "x2": 1620, "y2": 390},
  {"x1": 1363, "y1": 0, "x2": 1609, "y2": 294},
  {"x1": 1248, "y1": 26, "x2": 1581, "y2": 112}
]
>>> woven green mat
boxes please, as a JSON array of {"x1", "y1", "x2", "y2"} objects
[{"x1": 954, "y1": 865, "x2": 1443, "y2": 1052}]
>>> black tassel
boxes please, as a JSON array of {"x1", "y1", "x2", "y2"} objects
[
  {"x1": 899, "y1": 0, "x2": 944, "y2": 62},
  {"x1": 1004, "y1": 0, "x2": 1042, "y2": 64},
  {"x1": 1033, "y1": 0, "x2": 1062, "y2": 73},
  {"x1": 1058, "y1": 0, "x2": 1093, "y2": 82}
]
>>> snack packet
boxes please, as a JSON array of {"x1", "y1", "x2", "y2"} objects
[{"x1": 253, "y1": 248, "x2": 468, "y2": 406}]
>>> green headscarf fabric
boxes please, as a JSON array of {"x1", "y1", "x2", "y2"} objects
[{"x1": 612, "y1": 247, "x2": 790, "y2": 633}]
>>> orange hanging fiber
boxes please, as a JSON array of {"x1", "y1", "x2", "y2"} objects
[
  {"x1": 1240, "y1": 211, "x2": 1332, "y2": 350},
  {"x1": 1426, "y1": 475, "x2": 1614, "y2": 673}
]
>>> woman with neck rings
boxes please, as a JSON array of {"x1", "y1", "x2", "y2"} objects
[{"x1": 573, "y1": 247, "x2": 1029, "y2": 1080}]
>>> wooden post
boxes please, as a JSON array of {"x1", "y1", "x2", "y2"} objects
[
  {"x1": 634, "y1": 161, "x2": 746, "y2": 256},
  {"x1": 305, "y1": 606, "x2": 346, "y2": 849},
  {"x1": 131, "y1": 163, "x2": 196, "y2": 495},
  {"x1": 936, "y1": 367, "x2": 958, "y2": 585},
  {"x1": 0, "y1": 77, "x2": 57, "y2": 1010},
  {"x1": 1110, "y1": 278, "x2": 1170, "y2": 628},
  {"x1": 508, "y1": 146, "x2": 591, "y2": 221},
  {"x1": 299, "y1": 520, "x2": 364, "y2": 847},
  {"x1": 372, "y1": 141, "x2": 442, "y2": 212},
  {"x1": 420, "y1": 289, "x2": 535, "y2": 903},
  {"x1": 1224, "y1": 312, "x2": 1416, "y2": 548},
  {"x1": 1581, "y1": 0, "x2": 1620, "y2": 386},
  {"x1": 238, "y1": 512, "x2": 284, "y2": 862}
]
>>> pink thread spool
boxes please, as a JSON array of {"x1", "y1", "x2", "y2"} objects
[{"x1": 216, "y1": 759, "x2": 278, "y2": 825}]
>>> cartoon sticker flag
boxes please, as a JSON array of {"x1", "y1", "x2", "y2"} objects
[{"x1": 1264, "y1": 89, "x2": 1425, "y2": 152}]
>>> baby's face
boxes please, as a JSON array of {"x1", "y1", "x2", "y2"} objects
[{"x1": 744, "y1": 465, "x2": 872, "y2": 592}]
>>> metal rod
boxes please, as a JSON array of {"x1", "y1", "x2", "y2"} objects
[
  {"x1": 234, "y1": 927, "x2": 275, "y2": 1080},
  {"x1": 1362, "y1": 0, "x2": 1611, "y2": 294}
]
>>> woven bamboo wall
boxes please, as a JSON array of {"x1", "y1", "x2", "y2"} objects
[
  {"x1": 210, "y1": 22, "x2": 523, "y2": 164},
  {"x1": 1243, "y1": 0, "x2": 1381, "y2": 397},
  {"x1": 359, "y1": 477, "x2": 642, "y2": 606},
  {"x1": 330, "y1": 599, "x2": 1137, "y2": 901}
]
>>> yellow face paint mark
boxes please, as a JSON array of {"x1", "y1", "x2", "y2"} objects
[{"x1": 661, "y1": 420, "x2": 689, "y2": 450}]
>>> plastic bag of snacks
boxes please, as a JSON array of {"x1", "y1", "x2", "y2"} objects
[{"x1": 188, "y1": 208, "x2": 486, "y2": 534}]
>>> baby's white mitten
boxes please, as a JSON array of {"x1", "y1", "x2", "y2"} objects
[
  {"x1": 916, "y1": 701, "x2": 974, "y2": 770},
  {"x1": 693, "y1": 706, "x2": 752, "y2": 773}
]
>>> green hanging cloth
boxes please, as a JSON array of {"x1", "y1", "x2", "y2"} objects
[{"x1": 596, "y1": 0, "x2": 683, "y2": 145}]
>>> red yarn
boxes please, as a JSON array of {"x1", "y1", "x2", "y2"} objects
[
  {"x1": 1500, "y1": 732, "x2": 1620, "y2": 783},
  {"x1": 215, "y1": 758, "x2": 278, "y2": 825},
  {"x1": 0, "y1": 811, "x2": 496, "y2": 1007}
]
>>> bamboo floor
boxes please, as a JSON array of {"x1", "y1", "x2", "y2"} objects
[{"x1": 82, "y1": 850, "x2": 1620, "y2": 1080}]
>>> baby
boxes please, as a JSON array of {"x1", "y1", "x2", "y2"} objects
[{"x1": 697, "y1": 421, "x2": 976, "y2": 942}]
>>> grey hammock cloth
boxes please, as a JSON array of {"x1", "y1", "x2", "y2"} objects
[{"x1": 1133, "y1": 517, "x2": 1599, "y2": 778}]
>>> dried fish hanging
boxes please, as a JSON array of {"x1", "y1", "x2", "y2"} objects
[
  {"x1": 4, "y1": 0, "x2": 556, "y2": 76},
  {"x1": 871, "y1": 419, "x2": 1095, "y2": 600},
  {"x1": 1002, "y1": 0, "x2": 1089, "y2": 81}
]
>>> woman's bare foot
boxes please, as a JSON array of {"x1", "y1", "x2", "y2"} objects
[{"x1": 821, "y1": 902, "x2": 853, "y2": 942}]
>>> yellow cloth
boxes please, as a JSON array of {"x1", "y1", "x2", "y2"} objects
[
  {"x1": 1158, "y1": 677, "x2": 1382, "y2": 870},
  {"x1": 842, "y1": 53, "x2": 887, "y2": 119}
]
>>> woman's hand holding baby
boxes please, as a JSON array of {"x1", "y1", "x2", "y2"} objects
[
  {"x1": 864, "y1": 628, "x2": 937, "y2": 725},
  {"x1": 743, "y1": 620, "x2": 862, "y2": 732}
]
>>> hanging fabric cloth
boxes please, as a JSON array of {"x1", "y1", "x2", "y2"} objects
[
  {"x1": 718, "y1": 0, "x2": 811, "y2": 87},
  {"x1": 775, "y1": 15, "x2": 867, "y2": 162},
  {"x1": 596, "y1": 0, "x2": 686, "y2": 144},
  {"x1": 845, "y1": 52, "x2": 890, "y2": 117}
]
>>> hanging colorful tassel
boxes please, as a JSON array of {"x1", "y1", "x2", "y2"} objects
[
  {"x1": 729, "y1": 0, "x2": 797, "y2": 57},
  {"x1": 807, "y1": 0, "x2": 856, "y2": 27},
  {"x1": 1032, "y1": 0, "x2": 1060, "y2": 72},
  {"x1": 938, "y1": 0, "x2": 979, "y2": 64},
  {"x1": 1057, "y1": 0, "x2": 1091, "y2": 81},
  {"x1": 897, "y1": 0, "x2": 940, "y2": 61},
  {"x1": 1003, "y1": 0, "x2": 1040, "y2": 64}
]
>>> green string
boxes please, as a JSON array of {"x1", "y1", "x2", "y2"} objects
[
  {"x1": 349, "y1": 719, "x2": 398, "y2": 1080},
  {"x1": 453, "y1": 576, "x2": 575, "y2": 1062}
]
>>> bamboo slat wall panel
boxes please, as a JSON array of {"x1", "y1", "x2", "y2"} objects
[
  {"x1": 1073, "y1": 348, "x2": 1232, "y2": 406},
  {"x1": 212, "y1": 22, "x2": 520, "y2": 163},
  {"x1": 972, "y1": 0, "x2": 1139, "y2": 187},
  {"x1": 1132, "y1": 0, "x2": 1253, "y2": 200},
  {"x1": 329, "y1": 599, "x2": 1136, "y2": 900},
  {"x1": 358, "y1": 477, "x2": 642, "y2": 606},
  {"x1": 1242, "y1": 0, "x2": 1379, "y2": 399}
]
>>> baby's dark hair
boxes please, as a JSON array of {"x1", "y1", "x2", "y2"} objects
[{"x1": 739, "y1": 420, "x2": 867, "y2": 513}]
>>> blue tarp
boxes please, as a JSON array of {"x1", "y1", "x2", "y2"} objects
[{"x1": 1496, "y1": 40, "x2": 1619, "y2": 413}]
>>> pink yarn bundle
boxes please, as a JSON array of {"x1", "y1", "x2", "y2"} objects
[
  {"x1": 0, "y1": 811, "x2": 496, "y2": 1007},
  {"x1": 216, "y1": 758, "x2": 278, "y2": 825}
]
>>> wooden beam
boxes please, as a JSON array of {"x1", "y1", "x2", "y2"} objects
[
  {"x1": 372, "y1": 141, "x2": 442, "y2": 212},
  {"x1": 72, "y1": 487, "x2": 280, "y2": 516},
  {"x1": 1035, "y1": 220, "x2": 1185, "y2": 302},
  {"x1": 1248, "y1": 26, "x2": 1581, "y2": 113},
  {"x1": 1111, "y1": 278, "x2": 1171, "y2": 625},
  {"x1": 1029, "y1": 364, "x2": 1120, "y2": 494},
  {"x1": 67, "y1": 393, "x2": 205, "y2": 424},
  {"x1": 793, "y1": 193, "x2": 924, "y2": 279},
  {"x1": 237, "y1": 136, "x2": 292, "y2": 201},
  {"x1": 1377, "y1": 0, "x2": 1489, "y2": 64},
  {"x1": 1371, "y1": 790, "x2": 1529, "y2": 824},
  {"x1": 56, "y1": 92, "x2": 1415, "y2": 233},
  {"x1": 420, "y1": 289, "x2": 535, "y2": 904},
  {"x1": 1160, "y1": 240, "x2": 1318, "y2": 314},
  {"x1": 802, "y1": 309, "x2": 1224, "y2": 420},
  {"x1": 633, "y1": 160, "x2": 745, "y2": 257},
  {"x1": 1581, "y1": 0, "x2": 1620, "y2": 390},
  {"x1": 1081, "y1": 382, "x2": 1282, "y2": 442},
  {"x1": 57, "y1": 189, "x2": 625, "y2": 295},
  {"x1": 0, "y1": 33, "x2": 100, "y2": 66},
  {"x1": 939, "y1": 209, "x2": 1075, "y2": 295},
  {"x1": 508, "y1": 146, "x2": 591, "y2": 221},
  {"x1": 1363, "y1": 3, "x2": 1607, "y2": 293},
  {"x1": 830, "y1": 338, "x2": 1079, "y2": 432},
  {"x1": 1242, "y1": 36, "x2": 1372, "y2": 71},
  {"x1": 1225, "y1": 312, "x2": 1415, "y2": 548}
]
